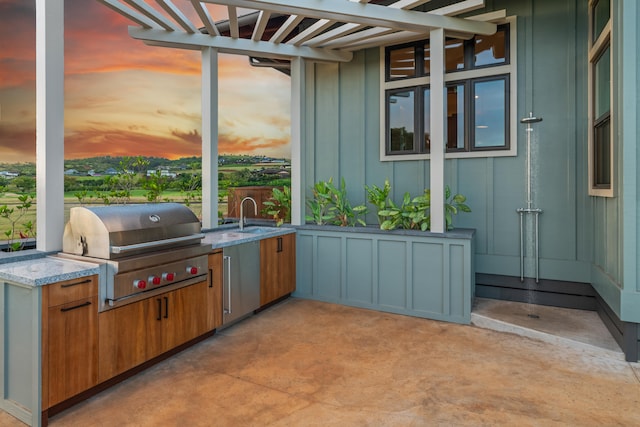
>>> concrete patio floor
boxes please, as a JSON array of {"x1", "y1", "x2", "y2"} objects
[{"x1": 2, "y1": 297, "x2": 639, "y2": 426}]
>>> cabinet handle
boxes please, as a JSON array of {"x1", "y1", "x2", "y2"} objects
[
  {"x1": 164, "y1": 296, "x2": 169, "y2": 319},
  {"x1": 60, "y1": 301, "x2": 91, "y2": 312},
  {"x1": 61, "y1": 278, "x2": 92, "y2": 288},
  {"x1": 157, "y1": 298, "x2": 162, "y2": 321},
  {"x1": 208, "y1": 268, "x2": 213, "y2": 288},
  {"x1": 224, "y1": 255, "x2": 232, "y2": 315},
  {"x1": 277, "y1": 237, "x2": 283, "y2": 253}
]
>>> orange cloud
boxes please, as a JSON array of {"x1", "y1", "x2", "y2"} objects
[
  {"x1": 64, "y1": 127, "x2": 202, "y2": 160},
  {"x1": 0, "y1": 0, "x2": 291, "y2": 163},
  {"x1": 218, "y1": 133, "x2": 289, "y2": 156}
]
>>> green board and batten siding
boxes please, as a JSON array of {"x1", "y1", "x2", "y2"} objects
[
  {"x1": 295, "y1": 227, "x2": 475, "y2": 324},
  {"x1": 297, "y1": 0, "x2": 640, "y2": 325}
]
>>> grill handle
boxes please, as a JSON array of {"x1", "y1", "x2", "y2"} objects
[{"x1": 110, "y1": 234, "x2": 205, "y2": 254}]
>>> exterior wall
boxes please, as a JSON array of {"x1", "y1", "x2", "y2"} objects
[
  {"x1": 303, "y1": 1, "x2": 594, "y2": 288},
  {"x1": 617, "y1": 0, "x2": 640, "y2": 323},
  {"x1": 590, "y1": 0, "x2": 640, "y2": 325}
]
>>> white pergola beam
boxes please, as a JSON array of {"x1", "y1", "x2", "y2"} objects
[
  {"x1": 123, "y1": 0, "x2": 180, "y2": 31},
  {"x1": 432, "y1": 0, "x2": 485, "y2": 16},
  {"x1": 201, "y1": 47, "x2": 218, "y2": 229},
  {"x1": 203, "y1": 0, "x2": 496, "y2": 35},
  {"x1": 227, "y1": 6, "x2": 240, "y2": 38},
  {"x1": 342, "y1": 30, "x2": 424, "y2": 51},
  {"x1": 97, "y1": 0, "x2": 156, "y2": 28},
  {"x1": 252, "y1": 10, "x2": 271, "y2": 40},
  {"x1": 156, "y1": 0, "x2": 200, "y2": 33},
  {"x1": 36, "y1": 0, "x2": 65, "y2": 252},
  {"x1": 303, "y1": 23, "x2": 363, "y2": 47},
  {"x1": 388, "y1": 0, "x2": 432, "y2": 9},
  {"x1": 320, "y1": 27, "x2": 394, "y2": 49},
  {"x1": 340, "y1": 5, "x2": 498, "y2": 51},
  {"x1": 288, "y1": 19, "x2": 334, "y2": 46},
  {"x1": 269, "y1": 14, "x2": 304, "y2": 43},
  {"x1": 319, "y1": 0, "x2": 455, "y2": 49},
  {"x1": 429, "y1": 27, "x2": 445, "y2": 233},
  {"x1": 130, "y1": 26, "x2": 354, "y2": 62},
  {"x1": 191, "y1": 0, "x2": 220, "y2": 36},
  {"x1": 290, "y1": 57, "x2": 305, "y2": 226}
]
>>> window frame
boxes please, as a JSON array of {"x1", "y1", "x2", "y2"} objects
[
  {"x1": 588, "y1": 0, "x2": 614, "y2": 197},
  {"x1": 380, "y1": 17, "x2": 517, "y2": 162}
]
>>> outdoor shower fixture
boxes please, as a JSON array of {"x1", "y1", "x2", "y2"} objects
[{"x1": 517, "y1": 112, "x2": 543, "y2": 283}]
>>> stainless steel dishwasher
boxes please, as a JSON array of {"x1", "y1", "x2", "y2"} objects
[{"x1": 222, "y1": 240, "x2": 260, "y2": 327}]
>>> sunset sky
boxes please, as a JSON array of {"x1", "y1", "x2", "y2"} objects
[{"x1": 0, "y1": 0, "x2": 291, "y2": 163}]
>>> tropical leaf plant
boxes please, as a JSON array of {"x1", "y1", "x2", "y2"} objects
[{"x1": 262, "y1": 186, "x2": 291, "y2": 226}]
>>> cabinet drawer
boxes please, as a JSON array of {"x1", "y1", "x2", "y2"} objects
[{"x1": 47, "y1": 275, "x2": 98, "y2": 307}]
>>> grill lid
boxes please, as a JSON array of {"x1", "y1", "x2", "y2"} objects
[{"x1": 62, "y1": 203, "x2": 203, "y2": 259}]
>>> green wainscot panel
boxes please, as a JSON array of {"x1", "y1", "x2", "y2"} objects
[{"x1": 295, "y1": 226, "x2": 475, "y2": 324}]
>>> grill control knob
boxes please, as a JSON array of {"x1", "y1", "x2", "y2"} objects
[
  {"x1": 162, "y1": 272, "x2": 176, "y2": 281},
  {"x1": 133, "y1": 279, "x2": 147, "y2": 290},
  {"x1": 149, "y1": 275, "x2": 162, "y2": 286},
  {"x1": 186, "y1": 266, "x2": 198, "y2": 275}
]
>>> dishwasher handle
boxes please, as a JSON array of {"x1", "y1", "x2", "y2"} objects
[{"x1": 223, "y1": 255, "x2": 232, "y2": 315}]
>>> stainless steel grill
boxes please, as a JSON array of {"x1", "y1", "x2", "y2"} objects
[{"x1": 59, "y1": 203, "x2": 210, "y2": 311}]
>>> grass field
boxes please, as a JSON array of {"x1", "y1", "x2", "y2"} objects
[{"x1": 0, "y1": 192, "x2": 229, "y2": 240}]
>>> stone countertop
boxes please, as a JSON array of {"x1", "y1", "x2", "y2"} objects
[
  {"x1": 0, "y1": 256, "x2": 101, "y2": 287},
  {"x1": 203, "y1": 225, "x2": 296, "y2": 250}
]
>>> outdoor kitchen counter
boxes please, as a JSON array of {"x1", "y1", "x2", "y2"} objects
[
  {"x1": 203, "y1": 225, "x2": 296, "y2": 249},
  {"x1": 0, "y1": 255, "x2": 101, "y2": 287}
]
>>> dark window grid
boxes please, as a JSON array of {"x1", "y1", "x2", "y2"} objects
[
  {"x1": 445, "y1": 81, "x2": 469, "y2": 152},
  {"x1": 469, "y1": 75, "x2": 510, "y2": 151},
  {"x1": 385, "y1": 41, "x2": 425, "y2": 82},
  {"x1": 385, "y1": 87, "x2": 423, "y2": 155},
  {"x1": 385, "y1": 75, "x2": 510, "y2": 155},
  {"x1": 385, "y1": 24, "x2": 510, "y2": 82}
]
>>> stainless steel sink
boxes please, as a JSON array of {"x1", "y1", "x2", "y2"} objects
[{"x1": 241, "y1": 226, "x2": 277, "y2": 234}]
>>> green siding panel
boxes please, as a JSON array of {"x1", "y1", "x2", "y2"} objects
[
  {"x1": 345, "y1": 237, "x2": 373, "y2": 304},
  {"x1": 295, "y1": 227, "x2": 474, "y2": 324},
  {"x1": 412, "y1": 242, "x2": 444, "y2": 315},
  {"x1": 296, "y1": 234, "x2": 314, "y2": 296},
  {"x1": 316, "y1": 236, "x2": 342, "y2": 300},
  {"x1": 449, "y1": 244, "x2": 466, "y2": 319},
  {"x1": 378, "y1": 240, "x2": 407, "y2": 309}
]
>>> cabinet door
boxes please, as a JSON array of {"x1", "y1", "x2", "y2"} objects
[
  {"x1": 98, "y1": 297, "x2": 162, "y2": 382},
  {"x1": 260, "y1": 234, "x2": 296, "y2": 306},
  {"x1": 47, "y1": 296, "x2": 98, "y2": 407},
  {"x1": 162, "y1": 281, "x2": 210, "y2": 351},
  {"x1": 208, "y1": 251, "x2": 223, "y2": 330}
]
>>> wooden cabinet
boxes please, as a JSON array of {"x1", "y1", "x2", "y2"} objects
[
  {"x1": 42, "y1": 275, "x2": 98, "y2": 408},
  {"x1": 98, "y1": 280, "x2": 210, "y2": 381},
  {"x1": 260, "y1": 233, "x2": 296, "y2": 306},
  {"x1": 208, "y1": 251, "x2": 223, "y2": 330}
]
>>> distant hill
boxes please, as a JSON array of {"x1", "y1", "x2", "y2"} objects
[{"x1": 0, "y1": 155, "x2": 291, "y2": 176}]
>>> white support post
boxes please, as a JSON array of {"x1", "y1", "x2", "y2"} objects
[
  {"x1": 201, "y1": 47, "x2": 219, "y2": 229},
  {"x1": 429, "y1": 27, "x2": 446, "y2": 233},
  {"x1": 290, "y1": 57, "x2": 306, "y2": 225},
  {"x1": 36, "y1": 0, "x2": 65, "y2": 252}
]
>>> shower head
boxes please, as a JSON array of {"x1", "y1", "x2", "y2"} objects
[{"x1": 520, "y1": 112, "x2": 543, "y2": 124}]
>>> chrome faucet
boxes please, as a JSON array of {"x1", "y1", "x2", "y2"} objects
[{"x1": 239, "y1": 197, "x2": 258, "y2": 231}]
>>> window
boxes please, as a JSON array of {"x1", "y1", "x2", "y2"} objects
[
  {"x1": 588, "y1": 0, "x2": 613, "y2": 196},
  {"x1": 381, "y1": 20, "x2": 516, "y2": 160}
]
